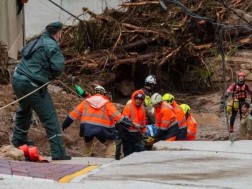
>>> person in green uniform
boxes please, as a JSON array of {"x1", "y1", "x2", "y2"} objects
[
  {"x1": 239, "y1": 102, "x2": 252, "y2": 140},
  {"x1": 11, "y1": 22, "x2": 71, "y2": 160}
]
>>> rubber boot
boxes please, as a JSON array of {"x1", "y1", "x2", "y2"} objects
[
  {"x1": 83, "y1": 140, "x2": 93, "y2": 157},
  {"x1": 104, "y1": 140, "x2": 115, "y2": 158}
]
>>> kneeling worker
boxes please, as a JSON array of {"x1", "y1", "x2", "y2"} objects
[
  {"x1": 151, "y1": 93, "x2": 179, "y2": 141},
  {"x1": 62, "y1": 85, "x2": 132, "y2": 158},
  {"x1": 120, "y1": 90, "x2": 147, "y2": 157}
]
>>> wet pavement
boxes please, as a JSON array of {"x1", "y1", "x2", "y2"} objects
[
  {"x1": 1, "y1": 141, "x2": 252, "y2": 189},
  {"x1": 0, "y1": 159, "x2": 88, "y2": 181}
]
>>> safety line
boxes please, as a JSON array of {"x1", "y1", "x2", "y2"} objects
[
  {"x1": 0, "y1": 81, "x2": 51, "y2": 111},
  {"x1": 58, "y1": 165, "x2": 97, "y2": 183},
  {"x1": 57, "y1": 80, "x2": 83, "y2": 98}
]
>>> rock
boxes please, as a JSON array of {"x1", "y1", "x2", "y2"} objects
[
  {"x1": 245, "y1": 73, "x2": 252, "y2": 81},
  {"x1": 240, "y1": 64, "x2": 246, "y2": 69},
  {"x1": 116, "y1": 79, "x2": 135, "y2": 97}
]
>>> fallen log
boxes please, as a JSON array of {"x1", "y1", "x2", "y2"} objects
[
  {"x1": 121, "y1": 1, "x2": 159, "y2": 7},
  {"x1": 115, "y1": 53, "x2": 157, "y2": 65},
  {"x1": 65, "y1": 57, "x2": 83, "y2": 64},
  {"x1": 119, "y1": 37, "x2": 158, "y2": 50},
  {"x1": 190, "y1": 43, "x2": 213, "y2": 50},
  {"x1": 159, "y1": 46, "x2": 181, "y2": 66}
]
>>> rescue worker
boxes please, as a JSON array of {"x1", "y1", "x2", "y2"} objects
[
  {"x1": 180, "y1": 104, "x2": 197, "y2": 140},
  {"x1": 62, "y1": 85, "x2": 132, "y2": 158},
  {"x1": 151, "y1": 93, "x2": 179, "y2": 141},
  {"x1": 141, "y1": 74, "x2": 157, "y2": 108},
  {"x1": 11, "y1": 22, "x2": 71, "y2": 160},
  {"x1": 119, "y1": 90, "x2": 146, "y2": 157},
  {"x1": 225, "y1": 72, "x2": 252, "y2": 133},
  {"x1": 239, "y1": 102, "x2": 252, "y2": 140},
  {"x1": 162, "y1": 93, "x2": 187, "y2": 140}
]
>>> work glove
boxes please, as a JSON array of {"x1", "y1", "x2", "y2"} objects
[
  {"x1": 75, "y1": 84, "x2": 86, "y2": 98},
  {"x1": 134, "y1": 124, "x2": 141, "y2": 130},
  {"x1": 146, "y1": 136, "x2": 155, "y2": 144},
  {"x1": 62, "y1": 116, "x2": 73, "y2": 131},
  {"x1": 120, "y1": 117, "x2": 133, "y2": 128}
]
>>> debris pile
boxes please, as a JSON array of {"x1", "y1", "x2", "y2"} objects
[{"x1": 60, "y1": 0, "x2": 252, "y2": 92}]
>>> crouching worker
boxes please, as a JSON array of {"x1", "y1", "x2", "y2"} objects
[
  {"x1": 180, "y1": 104, "x2": 197, "y2": 140},
  {"x1": 62, "y1": 85, "x2": 132, "y2": 158},
  {"x1": 151, "y1": 93, "x2": 179, "y2": 141},
  {"x1": 118, "y1": 90, "x2": 147, "y2": 157},
  {"x1": 162, "y1": 93, "x2": 187, "y2": 140}
]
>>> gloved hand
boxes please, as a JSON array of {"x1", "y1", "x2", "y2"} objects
[
  {"x1": 134, "y1": 124, "x2": 141, "y2": 130},
  {"x1": 62, "y1": 116, "x2": 73, "y2": 131},
  {"x1": 120, "y1": 117, "x2": 133, "y2": 128},
  {"x1": 143, "y1": 136, "x2": 155, "y2": 146},
  {"x1": 146, "y1": 136, "x2": 155, "y2": 143}
]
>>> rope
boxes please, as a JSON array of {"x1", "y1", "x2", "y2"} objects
[
  {"x1": 0, "y1": 81, "x2": 51, "y2": 111},
  {"x1": 57, "y1": 80, "x2": 133, "y2": 128},
  {"x1": 57, "y1": 80, "x2": 83, "y2": 98}
]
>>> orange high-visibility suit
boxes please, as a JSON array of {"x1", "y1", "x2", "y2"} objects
[
  {"x1": 154, "y1": 102, "x2": 179, "y2": 141},
  {"x1": 68, "y1": 94, "x2": 124, "y2": 157},
  {"x1": 122, "y1": 90, "x2": 147, "y2": 134},
  {"x1": 186, "y1": 114, "x2": 197, "y2": 140},
  {"x1": 171, "y1": 100, "x2": 187, "y2": 140},
  {"x1": 120, "y1": 90, "x2": 146, "y2": 156}
]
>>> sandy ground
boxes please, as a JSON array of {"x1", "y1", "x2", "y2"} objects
[{"x1": 0, "y1": 84, "x2": 238, "y2": 157}]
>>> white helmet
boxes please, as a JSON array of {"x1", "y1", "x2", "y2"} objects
[
  {"x1": 94, "y1": 85, "x2": 106, "y2": 94},
  {"x1": 145, "y1": 75, "x2": 157, "y2": 85},
  {"x1": 151, "y1": 93, "x2": 162, "y2": 106}
]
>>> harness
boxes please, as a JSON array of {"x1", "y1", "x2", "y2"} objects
[{"x1": 233, "y1": 83, "x2": 247, "y2": 99}]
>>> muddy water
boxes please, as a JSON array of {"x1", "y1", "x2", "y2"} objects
[
  {"x1": 25, "y1": 0, "x2": 122, "y2": 38},
  {"x1": 193, "y1": 112, "x2": 240, "y2": 140}
]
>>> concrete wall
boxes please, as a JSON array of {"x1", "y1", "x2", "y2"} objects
[
  {"x1": 25, "y1": 0, "x2": 123, "y2": 38},
  {"x1": 0, "y1": 0, "x2": 24, "y2": 59}
]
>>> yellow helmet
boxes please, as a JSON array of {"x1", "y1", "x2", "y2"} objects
[
  {"x1": 180, "y1": 104, "x2": 190, "y2": 114},
  {"x1": 162, "y1": 93, "x2": 175, "y2": 103}
]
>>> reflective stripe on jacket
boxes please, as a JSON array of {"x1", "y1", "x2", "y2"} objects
[
  {"x1": 154, "y1": 102, "x2": 178, "y2": 130},
  {"x1": 186, "y1": 114, "x2": 197, "y2": 140},
  {"x1": 172, "y1": 100, "x2": 187, "y2": 130},
  {"x1": 69, "y1": 94, "x2": 123, "y2": 128},
  {"x1": 122, "y1": 90, "x2": 147, "y2": 133}
]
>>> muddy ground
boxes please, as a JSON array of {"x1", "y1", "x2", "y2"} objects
[{"x1": 0, "y1": 83, "x2": 239, "y2": 157}]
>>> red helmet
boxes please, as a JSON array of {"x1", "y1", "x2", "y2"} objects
[
  {"x1": 28, "y1": 147, "x2": 48, "y2": 162},
  {"x1": 238, "y1": 72, "x2": 246, "y2": 77}
]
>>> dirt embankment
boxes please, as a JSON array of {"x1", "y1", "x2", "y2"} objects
[{"x1": 0, "y1": 83, "x2": 236, "y2": 157}]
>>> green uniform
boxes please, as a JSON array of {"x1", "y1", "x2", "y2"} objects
[
  {"x1": 12, "y1": 31, "x2": 67, "y2": 159},
  {"x1": 239, "y1": 113, "x2": 252, "y2": 140}
]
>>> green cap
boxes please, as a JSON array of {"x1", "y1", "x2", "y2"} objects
[{"x1": 45, "y1": 22, "x2": 63, "y2": 30}]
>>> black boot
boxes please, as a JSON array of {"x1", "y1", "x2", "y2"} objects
[{"x1": 52, "y1": 154, "x2": 72, "y2": 160}]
